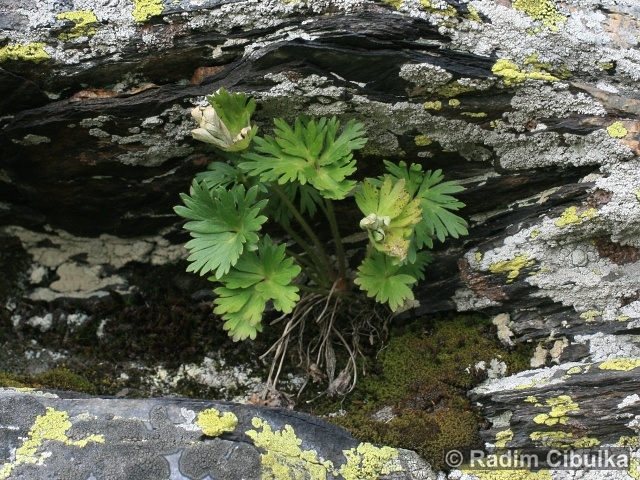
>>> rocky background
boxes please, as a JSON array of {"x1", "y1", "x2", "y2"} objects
[{"x1": 2, "y1": 0, "x2": 640, "y2": 478}]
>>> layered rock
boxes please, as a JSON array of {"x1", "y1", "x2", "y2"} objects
[{"x1": 2, "y1": 0, "x2": 640, "y2": 477}]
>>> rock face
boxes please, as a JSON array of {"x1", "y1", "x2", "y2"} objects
[
  {"x1": 0, "y1": 387, "x2": 433, "y2": 479},
  {"x1": 2, "y1": 0, "x2": 640, "y2": 477}
]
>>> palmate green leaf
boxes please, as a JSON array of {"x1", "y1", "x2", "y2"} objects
[
  {"x1": 354, "y1": 250, "x2": 418, "y2": 312},
  {"x1": 174, "y1": 182, "x2": 268, "y2": 279},
  {"x1": 195, "y1": 162, "x2": 241, "y2": 189},
  {"x1": 213, "y1": 237, "x2": 302, "y2": 341},
  {"x1": 355, "y1": 177, "x2": 423, "y2": 260},
  {"x1": 416, "y1": 169, "x2": 468, "y2": 244},
  {"x1": 239, "y1": 116, "x2": 366, "y2": 200}
]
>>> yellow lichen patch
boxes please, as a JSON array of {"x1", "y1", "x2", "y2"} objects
[
  {"x1": 524, "y1": 396, "x2": 538, "y2": 403},
  {"x1": 530, "y1": 430, "x2": 599, "y2": 449},
  {"x1": 554, "y1": 206, "x2": 598, "y2": 227},
  {"x1": 464, "y1": 466, "x2": 553, "y2": 480},
  {"x1": 489, "y1": 253, "x2": 536, "y2": 283},
  {"x1": 448, "y1": 98, "x2": 460, "y2": 107},
  {"x1": 579, "y1": 310, "x2": 600, "y2": 322},
  {"x1": 532, "y1": 395, "x2": 578, "y2": 426},
  {"x1": 635, "y1": 190, "x2": 640, "y2": 201},
  {"x1": 436, "y1": 81, "x2": 476, "y2": 97},
  {"x1": 597, "y1": 61, "x2": 614, "y2": 70},
  {"x1": 618, "y1": 436, "x2": 640, "y2": 447},
  {"x1": 56, "y1": 10, "x2": 99, "y2": 40},
  {"x1": 512, "y1": 0, "x2": 566, "y2": 31},
  {"x1": 492, "y1": 58, "x2": 559, "y2": 85},
  {"x1": 423, "y1": 101, "x2": 442, "y2": 110},
  {"x1": 617, "y1": 316, "x2": 630, "y2": 322},
  {"x1": 598, "y1": 358, "x2": 640, "y2": 371},
  {"x1": 196, "y1": 408, "x2": 238, "y2": 437},
  {"x1": 246, "y1": 417, "x2": 334, "y2": 480},
  {"x1": 414, "y1": 135, "x2": 433, "y2": 146},
  {"x1": 475, "y1": 252, "x2": 483, "y2": 262},
  {"x1": 339, "y1": 443, "x2": 401, "y2": 480},
  {"x1": 530, "y1": 229, "x2": 540, "y2": 238},
  {"x1": 381, "y1": 0, "x2": 402, "y2": 9},
  {"x1": 494, "y1": 429, "x2": 513, "y2": 448},
  {"x1": 607, "y1": 121, "x2": 628, "y2": 138},
  {"x1": 0, "y1": 43, "x2": 50, "y2": 64},
  {"x1": 630, "y1": 458, "x2": 640, "y2": 480},
  {"x1": 566, "y1": 366, "x2": 582, "y2": 375},
  {"x1": 461, "y1": 111, "x2": 487, "y2": 118},
  {"x1": 132, "y1": 0, "x2": 164, "y2": 22},
  {"x1": 464, "y1": 5, "x2": 483, "y2": 23},
  {"x1": 420, "y1": 0, "x2": 457, "y2": 17},
  {"x1": 0, "y1": 407, "x2": 104, "y2": 480}
]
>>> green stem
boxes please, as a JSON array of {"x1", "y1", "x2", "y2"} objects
[
  {"x1": 272, "y1": 183, "x2": 335, "y2": 285},
  {"x1": 285, "y1": 248, "x2": 324, "y2": 287},
  {"x1": 324, "y1": 198, "x2": 347, "y2": 282}
]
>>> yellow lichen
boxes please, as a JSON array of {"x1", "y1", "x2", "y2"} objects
[
  {"x1": 554, "y1": 206, "x2": 598, "y2": 227},
  {"x1": 597, "y1": 61, "x2": 614, "y2": 70},
  {"x1": 56, "y1": 10, "x2": 99, "y2": 40},
  {"x1": 381, "y1": 0, "x2": 402, "y2": 9},
  {"x1": 607, "y1": 121, "x2": 628, "y2": 138},
  {"x1": 492, "y1": 58, "x2": 559, "y2": 85},
  {"x1": 530, "y1": 229, "x2": 540, "y2": 238},
  {"x1": 420, "y1": 0, "x2": 457, "y2": 17},
  {"x1": 530, "y1": 430, "x2": 599, "y2": 449},
  {"x1": 532, "y1": 395, "x2": 578, "y2": 426},
  {"x1": 464, "y1": 5, "x2": 483, "y2": 23},
  {"x1": 598, "y1": 358, "x2": 640, "y2": 371},
  {"x1": 196, "y1": 408, "x2": 238, "y2": 437},
  {"x1": 630, "y1": 458, "x2": 640, "y2": 480},
  {"x1": 0, "y1": 43, "x2": 50, "y2": 64},
  {"x1": 512, "y1": 0, "x2": 566, "y2": 31},
  {"x1": 618, "y1": 436, "x2": 640, "y2": 447},
  {"x1": 132, "y1": 0, "x2": 164, "y2": 22},
  {"x1": 448, "y1": 98, "x2": 460, "y2": 107},
  {"x1": 414, "y1": 135, "x2": 433, "y2": 146},
  {"x1": 465, "y1": 467, "x2": 553, "y2": 480},
  {"x1": 0, "y1": 407, "x2": 104, "y2": 480},
  {"x1": 489, "y1": 253, "x2": 536, "y2": 283},
  {"x1": 246, "y1": 417, "x2": 334, "y2": 480},
  {"x1": 494, "y1": 429, "x2": 513, "y2": 448},
  {"x1": 423, "y1": 101, "x2": 442, "y2": 110},
  {"x1": 566, "y1": 366, "x2": 582, "y2": 375},
  {"x1": 475, "y1": 252, "x2": 483, "y2": 262},
  {"x1": 524, "y1": 396, "x2": 538, "y2": 403},
  {"x1": 339, "y1": 443, "x2": 401, "y2": 480},
  {"x1": 461, "y1": 111, "x2": 487, "y2": 118},
  {"x1": 579, "y1": 310, "x2": 600, "y2": 322},
  {"x1": 617, "y1": 316, "x2": 630, "y2": 322},
  {"x1": 436, "y1": 81, "x2": 476, "y2": 97}
]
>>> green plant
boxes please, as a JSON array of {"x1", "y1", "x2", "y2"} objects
[{"x1": 175, "y1": 89, "x2": 467, "y2": 394}]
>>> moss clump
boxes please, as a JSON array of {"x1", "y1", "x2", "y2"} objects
[
  {"x1": 318, "y1": 315, "x2": 531, "y2": 470},
  {"x1": 0, "y1": 368, "x2": 97, "y2": 395}
]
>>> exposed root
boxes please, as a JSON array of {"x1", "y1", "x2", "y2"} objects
[{"x1": 258, "y1": 281, "x2": 392, "y2": 403}]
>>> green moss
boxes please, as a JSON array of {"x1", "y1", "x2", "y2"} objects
[
  {"x1": 321, "y1": 315, "x2": 531, "y2": 470},
  {"x1": 0, "y1": 368, "x2": 97, "y2": 395},
  {"x1": 0, "y1": 43, "x2": 50, "y2": 64},
  {"x1": 132, "y1": 0, "x2": 164, "y2": 22},
  {"x1": 513, "y1": 0, "x2": 566, "y2": 31},
  {"x1": 196, "y1": 408, "x2": 238, "y2": 436},
  {"x1": 56, "y1": 10, "x2": 99, "y2": 40}
]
